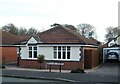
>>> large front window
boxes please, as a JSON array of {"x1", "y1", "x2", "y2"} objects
[
  {"x1": 29, "y1": 46, "x2": 37, "y2": 58},
  {"x1": 53, "y1": 46, "x2": 71, "y2": 59}
]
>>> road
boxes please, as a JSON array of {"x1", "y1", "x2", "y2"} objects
[
  {"x1": 2, "y1": 62, "x2": 120, "y2": 83},
  {"x1": 2, "y1": 77, "x2": 62, "y2": 82}
]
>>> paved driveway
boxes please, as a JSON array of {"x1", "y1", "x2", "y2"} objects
[
  {"x1": 85, "y1": 62, "x2": 119, "y2": 82},
  {"x1": 2, "y1": 62, "x2": 120, "y2": 83}
]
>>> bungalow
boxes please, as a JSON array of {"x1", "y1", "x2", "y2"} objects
[
  {"x1": 0, "y1": 31, "x2": 29, "y2": 64},
  {"x1": 17, "y1": 25, "x2": 100, "y2": 70}
]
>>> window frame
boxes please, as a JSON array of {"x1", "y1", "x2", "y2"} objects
[
  {"x1": 28, "y1": 46, "x2": 37, "y2": 58},
  {"x1": 53, "y1": 46, "x2": 71, "y2": 60}
]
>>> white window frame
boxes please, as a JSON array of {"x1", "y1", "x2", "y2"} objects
[
  {"x1": 53, "y1": 46, "x2": 71, "y2": 60},
  {"x1": 28, "y1": 46, "x2": 37, "y2": 58}
]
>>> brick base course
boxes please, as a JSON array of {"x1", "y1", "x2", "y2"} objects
[{"x1": 19, "y1": 59, "x2": 84, "y2": 70}]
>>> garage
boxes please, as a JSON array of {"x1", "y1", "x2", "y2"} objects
[
  {"x1": 84, "y1": 47, "x2": 99, "y2": 69},
  {"x1": 103, "y1": 47, "x2": 120, "y2": 63}
]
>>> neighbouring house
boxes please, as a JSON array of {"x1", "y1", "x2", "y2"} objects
[
  {"x1": 103, "y1": 35, "x2": 120, "y2": 62},
  {"x1": 17, "y1": 25, "x2": 100, "y2": 70},
  {"x1": 0, "y1": 31, "x2": 29, "y2": 64}
]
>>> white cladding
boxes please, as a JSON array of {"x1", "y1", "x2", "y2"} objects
[
  {"x1": 108, "y1": 40, "x2": 115, "y2": 47},
  {"x1": 20, "y1": 46, "x2": 81, "y2": 61},
  {"x1": 71, "y1": 47, "x2": 80, "y2": 61},
  {"x1": 38, "y1": 46, "x2": 53, "y2": 60},
  {"x1": 27, "y1": 37, "x2": 37, "y2": 44},
  {"x1": 20, "y1": 46, "x2": 28, "y2": 59},
  {"x1": 20, "y1": 37, "x2": 82, "y2": 61}
]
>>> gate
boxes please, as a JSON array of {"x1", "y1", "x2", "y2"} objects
[{"x1": 84, "y1": 49, "x2": 92, "y2": 69}]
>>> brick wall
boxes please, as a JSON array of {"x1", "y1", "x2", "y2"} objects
[
  {"x1": 1, "y1": 46, "x2": 18, "y2": 64},
  {"x1": 19, "y1": 59, "x2": 84, "y2": 70}
]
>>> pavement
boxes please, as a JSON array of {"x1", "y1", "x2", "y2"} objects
[{"x1": 1, "y1": 62, "x2": 120, "y2": 83}]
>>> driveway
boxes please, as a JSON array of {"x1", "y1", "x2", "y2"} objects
[
  {"x1": 85, "y1": 62, "x2": 119, "y2": 82},
  {"x1": 2, "y1": 62, "x2": 120, "y2": 83}
]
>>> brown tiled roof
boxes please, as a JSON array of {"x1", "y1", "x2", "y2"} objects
[
  {"x1": 0, "y1": 31, "x2": 29, "y2": 45},
  {"x1": 65, "y1": 27, "x2": 100, "y2": 45},
  {"x1": 38, "y1": 26, "x2": 82, "y2": 43},
  {"x1": 37, "y1": 26, "x2": 99, "y2": 45}
]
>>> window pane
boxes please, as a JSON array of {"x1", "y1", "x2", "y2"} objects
[
  {"x1": 54, "y1": 52, "x2": 57, "y2": 59},
  {"x1": 63, "y1": 46, "x2": 66, "y2": 51},
  {"x1": 34, "y1": 51, "x2": 37, "y2": 58},
  {"x1": 29, "y1": 51, "x2": 32, "y2": 58},
  {"x1": 67, "y1": 52, "x2": 70, "y2": 59},
  {"x1": 67, "y1": 47, "x2": 70, "y2": 50},
  {"x1": 63, "y1": 52, "x2": 66, "y2": 59},
  {"x1": 29, "y1": 47, "x2": 32, "y2": 50},
  {"x1": 34, "y1": 47, "x2": 37, "y2": 50},
  {"x1": 58, "y1": 47, "x2": 61, "y2": 50},
  {"x1": 58, "y1": 52, "x2": 61, "y2": 59},
  {"x1": 54, "y1": 47, "x2": 57, "y2": 50}
]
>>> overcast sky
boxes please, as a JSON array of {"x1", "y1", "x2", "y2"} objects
[{"x1": 0, "y1": 0, "x2": 119, "y2": 42}]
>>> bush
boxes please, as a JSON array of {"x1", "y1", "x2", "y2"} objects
[
  {"x1": 71, "y1": 68, "x2": 85, "y2": 73},
  {"x1": 37, "y1": 54, "x2": 45, "y2": 63},
  {"x1": 2, "y1": 65, "x2": 5, "y2": 69}
]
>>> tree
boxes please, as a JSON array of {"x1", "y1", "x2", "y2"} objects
[
  {"x1": 77, "y1": 23, "x2": 96, "y2": 38},
  {"x1": 105, "y1": 26, "x2": 120, "y2": 41},
  {"x1": 18, "y1": 27, "x2": 27, "y2": 35},
  {"x1": 2, "y1": 23, "x2": 18, "y2": 35},
  {"x1": 27, "y1": 27, "x2": 38, "y2": 36},
  {"x1": 37, "y1": 54, "x2": 45, "y2": 69}
]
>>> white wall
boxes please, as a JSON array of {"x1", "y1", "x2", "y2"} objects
[
  {"x1": 20, "y1": 45, "x2": 81, "y2": 61},
  {"x1": 108, "y1": 40, "x2": 115, "y2": 47},
  {"x1": 38, "y1": 46, "x2": 53, "y2": 60},
  {"x1": 116, "y1": 36, "x2": 120, "y2": 45},
  {"x1": 71, "y1": 47, "x2": 81, "y2": 61},
  {"x1": 20, "y1": 46, "x2": 28, "y2": 59},
  {"x1": 37, "y1": 46, "x2": 81, "y2": 61}
]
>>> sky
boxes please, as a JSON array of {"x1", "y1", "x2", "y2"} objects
[{"x1": 0, "y1": 0, "x2": 119, "y2": 42}]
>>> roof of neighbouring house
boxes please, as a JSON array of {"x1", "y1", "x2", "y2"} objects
[
  {"x1": 102, "y1": 35, "x2": 120, "y2": 48},
  {"x1": 0, "y1": 31, "x2": 30, "y2": 45}
]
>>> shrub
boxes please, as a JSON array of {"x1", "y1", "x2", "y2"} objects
[
  {"x1": 71, "y1": 68, "x2": 85, "y2": 73},
  {"x1": 2, "y1": 65, "x2": 5, "y2": 69},
  {"x1": 37, "y1": 54, "x2": 45, "y2": 69},
  {"x1": 37, "y1": 54, "x2": 45, "y2": 63}
]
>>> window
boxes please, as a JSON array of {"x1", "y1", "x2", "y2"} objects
[
  {"x1": 28, "y1": 46, "x2": 37, "y2": 58},
  {"x1": 33, "y1": 47, "x2": 37, "y2": 58},
  {"x1": 53, "y1": 46, "x2": 70, "y2": 60},
  {"x1": 58, "y1": 47, "x2": 61, "y2": 59},
  {"x1": 29, "y1": 47, "x2": 32, "y2": 58},
  {"x1": 63, "y1": 47, "x2": 66, "y2": 59},
  {"x1": 67, "y1": 47, "x2": 70, "y2": 59},
  {"x1": 54, "y1": 47, "x2": 57, "y2": 59}
]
